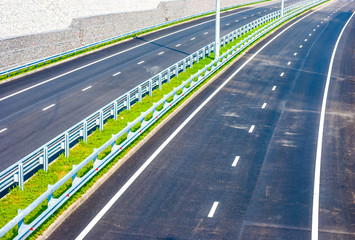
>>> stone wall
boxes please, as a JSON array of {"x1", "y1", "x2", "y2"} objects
[{"x1": 0, "y1": 0, "x2": 257, "y2": 72}]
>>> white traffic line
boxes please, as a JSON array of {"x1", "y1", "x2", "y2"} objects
[
  {"x1": 317, "y1": 25, "x2": 320, "y2": 27},
  {"x1": 261, "y1": 103, "x2": 267, "y2": 109},
  {"x1": 137, "y1": 60, "x2": 145, "y2": 65},
  {"x1": 208, "y1": 202, "x2": 219, "y2": 218},
  {"x1": 112, "y1": 71, "x2": 121, "y2": 76},
  {"x1": 235, "y1": 20, "x2": 239, "y2": 22},
  {"x1": 1, "y1": 4, "x2": 273, "y2": 102},
  {"x1": 243, "y1": 16, "x2": 247, "y2": 19},
  {"x1": 158, "y1": 51, "x2": 164, "y2": 55},
  {"x1": 0, "y1": 128, "x2": 7, "y2": 133},
  {"x1": 313, "y1": 29, "x2": 316, "y2": 31},
  {"x1": 288, "y1": 61, "x2": 291, "y2": 65},
  {"x1": 305, "y1": 39, "x2": 308, "y2": 42},
  {"x1": 258, "y1": 12, "x2": 261, "y2": 14},
  {"x1": 42, "y1": 104, "x2": 55, "y2": 111},
  {"x1": 294, "y1": 52, "x2": 298, "y2": 56},
  {"x1": 232, "y1": 156, "x2": 240, "y2": 167},
  {"x1": 300, "y1": 45, "x2": 303, "y2": 48},
  {"x1": 226, "y1": 23, "x2": 230, "y2": 26},
  {"x1": 309, "y1": 33, "x2": 312, "y2": 36},
  {"x1": 191, "y1": 37, "x2": 196, "y2": 40},
  {"x1": 272, "y1": 86, "x2": 276, "y2": 91},
  {"x1": 251, "y1": 14, "x2": 255, "y2": 16},
  {"x1": 75, "y1": 8, "x2": 329, "y2": 239},
  {"x1": 248, "y1": 125, "x2": 255, "y2": 133},
  {"x1": 280, "y1": 72, "x2": 284, "y2": 77},
  {"x1": 321, "y1": 21, "x2": 323, "y2": 24},
  {"x1": 204, "y1": 32, "x2": 209, "y2": 34},
  {"x1": 81, "y1": 86, "x2": 92, "y2": 92},
  {"x1": 176, "y1": 43, "x2": 181, "y2": 47},
  {"x1": 312, "y1": 12, "x2": 354, "y2": 240}
]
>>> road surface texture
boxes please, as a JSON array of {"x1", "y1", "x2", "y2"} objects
[
  {"x1": 0, "y1": 0, "x2": 302, "y2": 171},
  {"x1": 46, "y1": 0, "x2": 355, "y2": 239}
]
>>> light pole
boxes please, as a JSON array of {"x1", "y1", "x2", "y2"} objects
[
  {"x1": 215, "y1": 0, "x2": 220, "y2": 59},
  {"x1": 281, "y1": 0, "x2": 284, "y2": 17}
]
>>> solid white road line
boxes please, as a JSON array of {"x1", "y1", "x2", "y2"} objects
[
  {"x1": 42, "y1": 104, "x2": 55, "y2": 111},
  {"x1": 208, "y1": 202, "x2": 219, "y2": 218},
  {"x1": 81, "y1": 86, "x2": 92, "y2": 92},
  {"x1": 280, "y1": 72, "x2": 284, "y2": 77},
  {"x1": 176, "y1": 43, "x2": 181, "y2": 47},
  {"x1": 272, "y1": 86, "x2": 276, "y2": 91},
  {"x1": 76, "y1": 7, "x2": 332, "y2": 239},
  {"x1": 137, "y1": 60, "x2": 145, "y2": 65},
  {"x1": 158, "y1": 51, "x2": 164, "y2": 55},
  {"x1": 248, "y1": 125, "x2": 255, "y2": 133},
  {"x1": 232, "y1": 156, "x2": 240, "y2": 167},
  {"x1": 261, "y1": 103, "x2": 267, "y2": 109},
  {"x1": 312, "y1": 12, "x2": 354, "y2": 240},
  {"x1": 112, "y1": 71, "x2": 121, "y2": 76},
  {"x1": 1, "y1": 3, "x2": 275, "y2": 102},
  {"x1": 0, "y1": 128, "x2": 7, "y2": 133}
]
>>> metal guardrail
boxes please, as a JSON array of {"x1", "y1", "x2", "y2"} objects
[
  {"x1": 0, "y1": 0, "x2": 325, "y2": 238},
  {"x1": 0, "y1": 0, "x2": 266, "y2": 78},
  {"x1": 0, "y1": 1, "x2": 285, "y2": 196}
]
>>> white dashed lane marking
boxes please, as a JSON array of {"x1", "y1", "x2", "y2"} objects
[
  {"x1": 158, "y1": 51, "x2": 164, "y2": 55},
  {"x1": 272, "y1": 86, "x2": 277, "y2": 91},
  {"x1": 300, "y1": 45, "x2": 303, "y2": 48},
  {"x1": 280, "y1": 72, "x2": 284, "y2": 77},
  {"x1": 261, "y1": 103, "x2": 267, "y2": 109},
  {"x1": 204, "y1": 32, "x2": 209, "y2": 34},
  {"x1": 42, "y1": 104, "x2": 55, "y2": 111},
  {"x1": 288, "y1": 61, "x2": 291, "y2": 65},
  {"x1": 81, "y1": 86, "x2": 92, "y2": 92},
  {"x1": 137, "y1": 61, "x2": 145, "y2": 65},
  {"x1": 232, "y1": 156, "x2": 240, "y2": 167},
  {"x1": 176, "y1": 44, "x2": 181, "y2": 47},
  {"x1": 191, "y1": 37, "x2": 196, "y2": 40},
  {"x1": 208, "y1": 202, "x2": 219, "y2": 218},
  {"x1": 112, "y1": 71, "x2": 121, "y2": 76},
  {"x1": 294, "y1": 52, "x2": 298, "y2": 56},
  {"x1": 249, "y1": 125, "x2": 255, "y2": 133},
  {"x1": 0, "y1": 128, "x2": 7, "y2": 133}
]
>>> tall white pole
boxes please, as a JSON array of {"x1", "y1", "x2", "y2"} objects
[
  {"x1": 215, "y1": 0, "x2": 220, "y2": 59},
  {"x1": 281, "y1": 0, "x2": 284, "y2": 17}
]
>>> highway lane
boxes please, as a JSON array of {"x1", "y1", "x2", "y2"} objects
[
  {"x1": 0, "y1": 0, "x2": 299, "y2": 171},
  {"x1": 318, "y1": 5, "x2": 355, "y2": 239},
  {"x1": 46, "y1": 0, "x2": 355, "y2": 239}
]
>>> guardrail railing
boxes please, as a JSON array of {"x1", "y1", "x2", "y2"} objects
[
  {"x1": 0, "y1": 0, "x2": 267, "y2": 79},
  {"x1": 0, "y1": 0, "x2": 326, "y2": 238},
  {"x1": 0, "y1": 1, "x2": 286, "y2": 197}
]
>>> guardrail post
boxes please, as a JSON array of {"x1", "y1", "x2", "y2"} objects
[
  {"x1": 158, "y1": 74, "x2": 162, "y2": 90},
  {"x1": 17, "y1": 209, "x2": 27, "y2": 233},
  {"x1": 99, "y1": 110, "x2": 104, "y2": 131},
  {"x1": 43, "y1": 146, "x2": 48, "y2": 171},
  {"x1": 138, "y1": 86, "x2": 142, "y2": 102},
  {"x1": 167, "y1": 69, "x2": 171, "y2": 83},
  {"x1": 18, "y1": 162, "x2": 24, "y2": 191},
  {"x1": 183, "y1": 60, "x2": 186, "y2": 72},
  {"x1": 65, "y1": 132, "x2": 69, "y2": 157},
  {"x1": 83, "y1": 121, "x2": 88, "y2": 143},
  {"x1": 149, "y1": 79, "x2": 153, "y2": 97},
  {"x1": 175, "y1": 63, "x2": 179, "y2": 77},
  {"x1": 190, "y1": 55, "x2": 193, "y2": 67},
  {"x1": 126, "y1": 93, "x2": 131, "y2": 111}
]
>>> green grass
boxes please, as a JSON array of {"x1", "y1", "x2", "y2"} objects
[
  {"x1": 0, "y1": 0, "x2": 270, "y2": 82},
  {"x1": 0, "y1": 2, "x2": 325, "y2": 239}
]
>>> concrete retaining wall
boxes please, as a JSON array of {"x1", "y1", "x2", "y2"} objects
[{"x1": 0, "y1": 0, "x2": 256, "y2": 72}]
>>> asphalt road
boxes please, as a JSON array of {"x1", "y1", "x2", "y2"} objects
[
  {"x1": 46, "y1": 0, "x2": 355, "y2": 239},
  {"x1": 0, "y1": 0, "x2": 302, "y2": 171}
]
